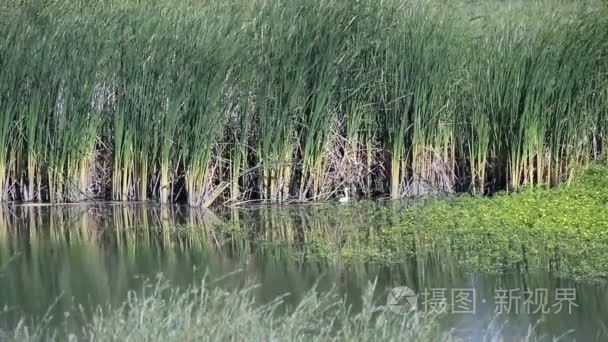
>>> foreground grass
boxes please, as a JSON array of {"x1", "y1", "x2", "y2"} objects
[
  {"x1": 330, "y1": 165, "x2": 608, "y2": 282},
  {"x1": 3, "y1": 278, "x2": 553, "y2": 342}
]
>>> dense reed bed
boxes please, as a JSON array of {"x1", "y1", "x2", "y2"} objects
[{"x1": 0, "y1": 0, "x2": 606, "y2": 205}]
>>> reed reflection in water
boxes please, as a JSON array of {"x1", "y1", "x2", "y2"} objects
[{"x1": 0, "y1": 204, "x2": 605, "y2": 340}]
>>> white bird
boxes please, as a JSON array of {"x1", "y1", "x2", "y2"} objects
[{"x1": 338, "y1": 187, "x2": 350, "y2": 203}]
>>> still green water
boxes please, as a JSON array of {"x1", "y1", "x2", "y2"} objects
[{"x1": 0, "y1": 204, "x2": 606, "y2": 340}]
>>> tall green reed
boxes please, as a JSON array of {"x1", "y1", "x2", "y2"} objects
[{"x1": 0, "y1": 0, "x2": 605, "y2": 205}]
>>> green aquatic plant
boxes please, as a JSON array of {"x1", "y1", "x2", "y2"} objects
[{"x1": 341, "y1": 165, "x2": 608, "y2": 282}]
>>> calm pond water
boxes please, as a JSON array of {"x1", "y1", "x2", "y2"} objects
[{"x1": 0, "y1": 203, "x2": 606, "y2": 340}]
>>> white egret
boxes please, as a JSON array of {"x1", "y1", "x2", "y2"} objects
[{"x1": 338, "y1": 187, "x2": 350, "y2": 203}]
